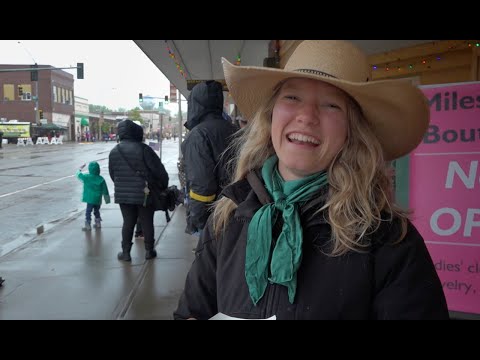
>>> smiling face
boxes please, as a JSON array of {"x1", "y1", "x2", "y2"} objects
[{"x1": 271, "y1": 78, "x2": 349, "y2": 180}]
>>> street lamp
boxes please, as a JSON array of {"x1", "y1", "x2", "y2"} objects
[{"x1": 18, "y1": 41, "x2": 40, "y2": 125}]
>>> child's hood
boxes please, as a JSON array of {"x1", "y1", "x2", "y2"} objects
[{"x1": 88, "y1": 161, "x2": 100, "y2": 175}]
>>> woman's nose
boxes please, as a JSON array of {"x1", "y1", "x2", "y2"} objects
[{"x1": 296, "y1": 104, "x2": 319, "y2": 125}]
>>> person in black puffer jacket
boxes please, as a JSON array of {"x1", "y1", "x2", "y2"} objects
[{"x1": 109, "y1": 120, "x2": 169, "y2": 261}]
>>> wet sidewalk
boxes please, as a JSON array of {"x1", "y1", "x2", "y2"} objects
[{"x1": 0, "y1": 203, "x2": 196, "y2": 320}]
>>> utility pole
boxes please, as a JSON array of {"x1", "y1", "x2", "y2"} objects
[
  {"x1": 18, "y1": 41, "x2": 39, "y2": 125},
  {"x1": 34, "y1": 68, "x2": 39, "y2": 125}
]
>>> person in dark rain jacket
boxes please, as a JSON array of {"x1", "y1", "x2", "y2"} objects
[{"x1": 182, "y1": 80, "x2": 237, "y2": 236}]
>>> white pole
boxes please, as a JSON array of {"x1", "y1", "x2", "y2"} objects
[
  {"x1": 159, "y1": 113, "x2": 163, "y2": 159},
  {"x1": 178, "y1": 89, "x2": 183, "y2": 161}
]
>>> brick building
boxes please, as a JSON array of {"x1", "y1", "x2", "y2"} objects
[{"x1": 0, "y1": 64, "x2": 75, "y2": 140}]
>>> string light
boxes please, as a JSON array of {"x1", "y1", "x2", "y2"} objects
[
  {"x1": 371, "y1": 40, "x2": 479, "y2": 73},
  {"x1": 165, "y1": 40, "x2": 187, "y2": 79}
]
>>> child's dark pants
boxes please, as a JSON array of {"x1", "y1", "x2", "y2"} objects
[{"x1": 85, "y1": 203, "x2": 101, "y2": 223}]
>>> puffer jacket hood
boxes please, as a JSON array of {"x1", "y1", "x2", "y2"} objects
[
  {"x1": 185, "y1": 80, "x2": 224, "y2": 130},
  {"x1": 117, "y1": 119, "x2": 143, "y2": 142},
  {"x1": 88, "y1": 161, "x2": 100, "y2": 175}
]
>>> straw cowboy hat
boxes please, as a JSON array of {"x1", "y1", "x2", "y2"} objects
[{"x1": 222, "y1": 40, "x2": 430, "y2": 161}]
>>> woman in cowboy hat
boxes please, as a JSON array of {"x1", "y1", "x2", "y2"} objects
[{"x1": 174, "y1": 40, "x2": 449, "y2": 320}]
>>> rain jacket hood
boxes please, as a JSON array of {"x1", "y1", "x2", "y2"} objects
[
  {"x1": 88, "y1": 161, "x2": 100, "y2": 176},
  {"x1": 117, "y1": 119, "x2": 143, "y2": 142},
  {"x1": 185, "y1": 80, "x2": 224, "y2": 131}
]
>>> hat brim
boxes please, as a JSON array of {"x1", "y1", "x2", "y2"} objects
[{"x1": 222, "y1": 58, "x2": 429, "y2": 161}]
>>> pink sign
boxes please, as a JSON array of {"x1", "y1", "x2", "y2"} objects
[{"x1": 410, "y1": 82, "x2": 480, "y2": 315}]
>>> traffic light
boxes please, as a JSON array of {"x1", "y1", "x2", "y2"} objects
[
  {"x1": 39, "y1": 110, "x2": 44, "y2": 119},
  {"x1": 31, "y1": 64, "x2": 38, "y2": 81},
  {"x1": 18, "y1": 86, "x2": 23, "y2": 96},
  {"x1": 77, "y1": 63, "x2": 84, "y2": 79},
  {"x1": 139, "y1": 93, "x2": 143, "y2": 102}
]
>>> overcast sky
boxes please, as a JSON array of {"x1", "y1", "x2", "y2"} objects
[{"x1": 0, "y1": 40, "x2": 176, "y2": 111}]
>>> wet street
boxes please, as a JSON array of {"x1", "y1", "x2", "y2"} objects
[{"x1": 0, "y1": 139, "x2": 180, "y2": 258}]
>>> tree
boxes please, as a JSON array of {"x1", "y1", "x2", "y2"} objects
[
  {"x1": 128, "y1": 108, "x2": 144, "y2": 124},
  {"x1": 90, "y1": 122, "x2": 98, "y2": 138},
  {"x1": 101, "y1": 122, "x2": 111, "y2": 134},
  {"x1": 89, "y1": 104, "x2": 112, "y2": 113}
]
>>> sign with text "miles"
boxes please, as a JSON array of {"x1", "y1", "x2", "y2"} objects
[{"x1": 411, "y1": 82, "x2": 480, "y2": 316}]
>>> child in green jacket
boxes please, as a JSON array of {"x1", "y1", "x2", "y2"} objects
[{"x1": 76, "y1": 161, "x2": 110, "y2": 231}]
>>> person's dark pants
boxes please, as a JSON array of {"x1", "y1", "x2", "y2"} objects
[
  {"x1": 135, "y1": 217, "x2": 143, "y2": 236},
  {"x1": 85, "y1": 203, "x2": 101, "y2": 223},
  {"x1": 119, "y1": 204, "x2": 155, "y2": 251}
]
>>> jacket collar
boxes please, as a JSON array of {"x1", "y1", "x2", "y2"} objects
[
  {"x1": 222, "y1": 170, "x2": 329, "y2": 226},
  {"x1": 222, "y1": 176, "x2": 261, "y2": 219}
]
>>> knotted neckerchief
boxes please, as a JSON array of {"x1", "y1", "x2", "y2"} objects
[{"x1": 245, "y1": 155, "x2": 328, "y2": 305}]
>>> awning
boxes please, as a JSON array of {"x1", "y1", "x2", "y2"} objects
[
  {"x1": 36, "y1": 123, "x2": 68, "y2": 131},
  {"x1": 81, "y1": 117, "x2": 89, "y2": 126},
  {"x1": 133, "y1": 40, "x2": 438, "y2": 98}
]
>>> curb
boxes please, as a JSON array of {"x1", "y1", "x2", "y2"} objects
[{"x1": 0, "y1": 208, "x2": 83, "y2": 259}]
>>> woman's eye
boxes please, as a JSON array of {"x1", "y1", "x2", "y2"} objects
[
  {"x1": 324, "y1": 103, "x2": 340, "y2": 109},
  {"x1": 284, "y1": 95, "x2": 298, "y2": 101}
]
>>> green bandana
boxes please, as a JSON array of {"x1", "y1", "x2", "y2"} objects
[{"x1": 246, "y1": 155, "x2": 328, "y2": 305}]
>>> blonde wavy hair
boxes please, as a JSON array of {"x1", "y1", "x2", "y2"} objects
[{"x1": 213, "y1": 82, "x2": 409, "y2": 256}]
